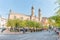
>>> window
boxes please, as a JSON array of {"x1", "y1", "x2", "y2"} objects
[
  {"x1": 2, "y1": 25, "x2": 4, "y2": 27},
  {"x1": 27, "y1": 18, "x2": 29, "y2": 20},
  {"x1": 14, "y1": 16, "x2": 16, "y2": 19},
  {"x1": 20, "y1": 17, "x2": 23, "y2": 20},
  {"x1": 33, "y1": 19, "x2": 35, "y2": 20},
  {"x1": 1, "y1": 19, "x2": 3, "y2": 21}
]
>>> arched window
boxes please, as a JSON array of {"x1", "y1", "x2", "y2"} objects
[
  {"x1": 14, "y1": 16, "x2": 16, "y2": 19},
  {"x1": 20, "y1": 17, "x2": 23, "y2": 20},
  {"x1": 27, "y1": 18, "x2": 29, "y2": 20}
]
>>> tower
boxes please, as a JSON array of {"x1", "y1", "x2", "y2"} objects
[
  {"x1": 31, "y1": 6, "x2": 34, "y2": 16},
  {"x1": 9, "y1": 9, "x2": 12, "y2": 13},
  {"x1": 8, "y1": 9, "x2": 12, "y2": 19},
  {"x1": 30, "y1": 6, "x2": 35, "y2": 20},
  {"x1": 38, "y1": 8, "x2": 41, "y2": 21}
]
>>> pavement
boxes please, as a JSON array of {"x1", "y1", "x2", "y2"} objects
[{"x1": 0, "y1": 30, "x2": 59, "y2": 40}]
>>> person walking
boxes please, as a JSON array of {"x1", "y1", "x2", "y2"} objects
[
  {"x1": 23, "y1": 28, "x2": 25, "y2": 33},
  {"x1": 48, "y1": 25, "x2": 51, "y2": 32}
]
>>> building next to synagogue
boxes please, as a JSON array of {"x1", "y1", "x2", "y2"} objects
[
  {"x1": 8, "y1": 6, "x2": 49, "y2": 26},
  {"x1": 0, "y1": 16, "x2": 7, "y2": 28}
]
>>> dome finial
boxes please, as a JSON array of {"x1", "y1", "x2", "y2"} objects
[
  {"x1": 39, "y1": 8, "x2": 41, "y2": 12},
  {"x1": 9, "y1": 9, "x2": 12, "y2": 12},
  {"x1": 32, "y1": 6, "x2": 34, "y2": 9}
]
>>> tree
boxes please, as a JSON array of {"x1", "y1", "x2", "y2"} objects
[
  {"x1": 19, "y1": 20, "x2": 26, "y2": 28},
  {"x1": 55, "y1": 0, "x2": 60, "y2": 15},
  {"x1": 48, "y1": 0, "x2": 60, "y2": 27},
  {"x1": 57, "y1": 0, "x2": 60, "y2": 5},
  {"x1": 26, "y1": 20, "x2": 34, "y2": 28},
  {"x1": 56, "y1": 9, "x2": 60, "y2": 16},
  {"x1": 7, "y1": 19, "x2": 15, "y2": 27},
  {"x1": 7, "y1": 19, "x2": 42, "y2": 32},
  {"x1": 49, "y1": 15, "x2": 60, "y2": 27},
  {"x1": 26, "y1": 20, "x2": 42, "y2": 28}
]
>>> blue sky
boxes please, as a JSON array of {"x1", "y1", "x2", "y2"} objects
[{"x1": 0, "y1": 0, "x2": 57, "y2": 18}]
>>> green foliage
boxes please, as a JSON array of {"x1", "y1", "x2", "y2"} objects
[
  {"x1": 26, "y1": 20, "x2": 42, "y2": 28},
  {"x1": 57, "y1": 0, "x2": 60, "y2": 5},
  {"x1": 7, "y1": 19, "x2": 15, "y2": 27},
  {"x1": 49, "y1": 14, "x2": 60, "y2": 27},
  {"x1": 47, "y1": 0, "x2": 60, "y2": 27},
  {"x1": 7, "y1": 19, "x2": 42, "y2": 28},
  {"x1": 56, "y1": 9, "x2": 60, "y2": 16}
]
